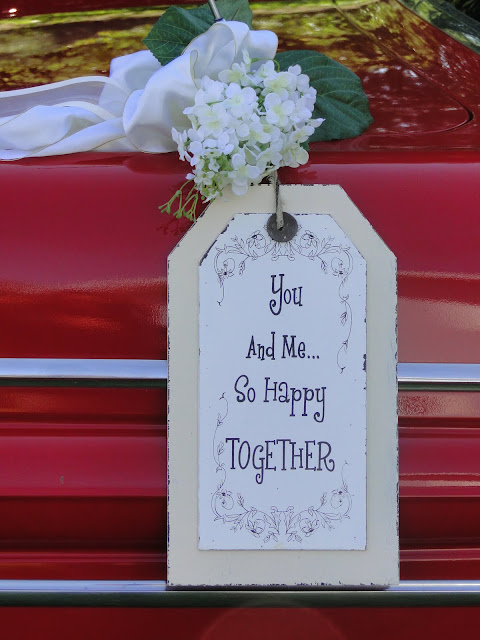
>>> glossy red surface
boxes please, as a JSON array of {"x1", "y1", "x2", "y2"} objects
[
  {"x1": 2, "y1": 149, "x2": 480, "y2": 582},
  {"x1": 0, "y1": 0, "x2": 184, "y2": 18},
  {"x1": 1, "y1": 607, "x2": 480, "y2": 640},
  {"x1": 1, "y1": 155, "x2": 190, "y2": 359},
  {"x1": 336, "y1": 1, "x2": 480, "y2": 144},
  {"x1": 1, "y1": 0, "x2": 480, "y2": 586},
  {"x1": 3, "y1": 150, "x2": 480, "y2": 364},
  {"x1": 283, "y1": 151, "x2": 480, "y2": 364},
  {"x1": 0, "y1": 608, "x2": 464, "y2": 639}
]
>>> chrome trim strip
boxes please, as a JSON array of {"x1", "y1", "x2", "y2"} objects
[
  {"x1": 0, "y1": 360, "x2": 479, "y2": 388},
  {"x1": 0, "y1": 358, "x2": 167, "y2": 380},
  {"x1": 0, "y1": 580, "x2": 168, "y2": 593},
  {"x1": 0, "y1": 580, "x2": 479, "y2": 607},
  {"x1": 0, "y1": 579, "x2": 479, "y2": 593},
  {"x1": 399, "y1": 363, "x2": 480, "y2": 386},
  {"x1": 394, "y1": 580, "x2": 480, "y2": 592}
]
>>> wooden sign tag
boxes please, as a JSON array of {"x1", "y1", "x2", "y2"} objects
[{"x1": 168, "y1": 184, "x2": 398, "y2": 587}]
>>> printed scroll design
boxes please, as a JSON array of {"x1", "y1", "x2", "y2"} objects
[
  {"x1": 213, "y1": 226, "x2": 353, "y2": 372},
  {"x1": 211, "y1": 394, "x2": 352, "y2": 545}
]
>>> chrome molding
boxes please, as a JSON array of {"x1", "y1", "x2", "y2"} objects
[
  {"x1": 399, "y1": 363, "x2": 480, "y2": 390},
  {"x1": 0, "y1": 360, "x2": 479, "y2": 389},
  {"x1": 0, "y1": 580, "x2": 479, "y2": 607},
  {"x1": 0, "y1": 358, "x2": 167, "y2": 386},
  {"x1": 0, "y1": 358, "x2": 167, "y2": 380}
]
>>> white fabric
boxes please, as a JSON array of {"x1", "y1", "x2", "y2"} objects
[{"x1": 0, "y1": 21, "x2": 277, "y2": 160}]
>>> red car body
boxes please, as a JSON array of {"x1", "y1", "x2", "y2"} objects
[{"x1": 0, "y1": 0, "x2": 479, "y2": 636}]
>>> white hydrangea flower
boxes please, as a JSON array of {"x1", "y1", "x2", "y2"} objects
[
  {"x1": 251, "y1": 59, "x2": 276, "y2": 84},
  {"x1": 288, "y1": 124, "x2": 315, "y2": 145},
  {"x1": 234, "y1": 120, "x2": 251, "y2": 140},
  {"x1": 256, "y1": 136, "x2": 284, "y2": 173},
  {"x1": 229, "y1": 151, "x2": 262, "y2": 195},
  {"x1": 263, "y1": 71, "x2": 296, "y2": 99},
  {"x1": 288, "y1": 64, "x2": 311, "y2": 93},
  {"x1": 261, "y1": 121, "x2": 282, "y2": 142},
  {"x1": 264, "y1": 93, "x2": 295, "y2": 128},
  {"x1": 194, "y1": 102, "x2": 231, "y2": 136},
  {"x1": 219, "y1": 61, "x2": 249, "y2": 86},
  {"x1": 171, "y1": 128, "x2": 190, "y2": 162},
  {"x1": 171, "y1": 55, "x2": 324, "y2": 204},
  {"x1": 224, "y1": 84, "x2": 257, "y2": 118},
  {"x1": 248, "y1": 120, "x2": 272, "y2": 145}
]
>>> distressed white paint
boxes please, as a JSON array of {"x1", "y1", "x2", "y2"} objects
[
  {"x1": 168, "y1": 184, "x2": 398, "y2": 586},
  {"x1": 198, "y1": 213, "x2": 367, "y2": 551}
]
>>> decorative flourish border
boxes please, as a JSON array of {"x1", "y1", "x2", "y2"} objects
[
  {"x1": 211, "y1": 395, "x2": 352, "y2": 546},
  {"x1": 213, "y1": 221, "x2": 353, "y2": 372}
]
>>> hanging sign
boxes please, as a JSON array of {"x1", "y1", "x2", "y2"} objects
[
  {"x1": 168, "y1": 184, "x2": 398, "y2": 587},
  {"x1": 198, "y1": 212, "x2": 366, "y2": 552}
]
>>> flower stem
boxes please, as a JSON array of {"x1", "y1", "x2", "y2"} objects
[{"x1": 158, "y1": 180, "x2": 201, "y2": 221}]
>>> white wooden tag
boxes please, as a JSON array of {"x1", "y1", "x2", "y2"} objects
[{"x1": 168, "y1": 184, "x2": 398, "y2": 586}]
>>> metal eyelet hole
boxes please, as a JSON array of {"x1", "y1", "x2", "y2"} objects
[{"x1": 266, "y1": 212, "x2": 298, "y2": 243}]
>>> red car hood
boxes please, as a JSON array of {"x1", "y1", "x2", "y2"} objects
[{"x1": 0, "y1": 0, "x2": 479, "y2": 583}]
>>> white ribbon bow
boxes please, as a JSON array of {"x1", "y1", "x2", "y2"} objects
[{"x1": 0, "y1": 20, "x2": 277, "y2": 160}]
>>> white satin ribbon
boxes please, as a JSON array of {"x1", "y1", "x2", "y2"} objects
[{"x1": 0, "y1": 21, "x2": 277, "y2": 160}]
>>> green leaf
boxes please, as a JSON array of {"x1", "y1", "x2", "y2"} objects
[
  {"x1": 190, "y1": 0, "x2": 253, "y2": 29},
  {"x1": 143, "y1": 0, "x2": 253, "y2": 66},
  {"x1": 275, "y1": 50, "x2": 373, "y2": 142}
]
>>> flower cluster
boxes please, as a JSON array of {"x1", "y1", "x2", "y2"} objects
[{"x1": 168, "y1": 54, "x2": 324, "y2": 217}]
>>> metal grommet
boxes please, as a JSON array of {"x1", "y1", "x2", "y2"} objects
[{"x1": 267, "y1": 212, "x2": 298, "y2": 242}]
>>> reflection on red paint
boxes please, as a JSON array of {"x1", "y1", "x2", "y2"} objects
[{"x1": 1, "y1": 0, "x2": 480, "y2": 587}]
